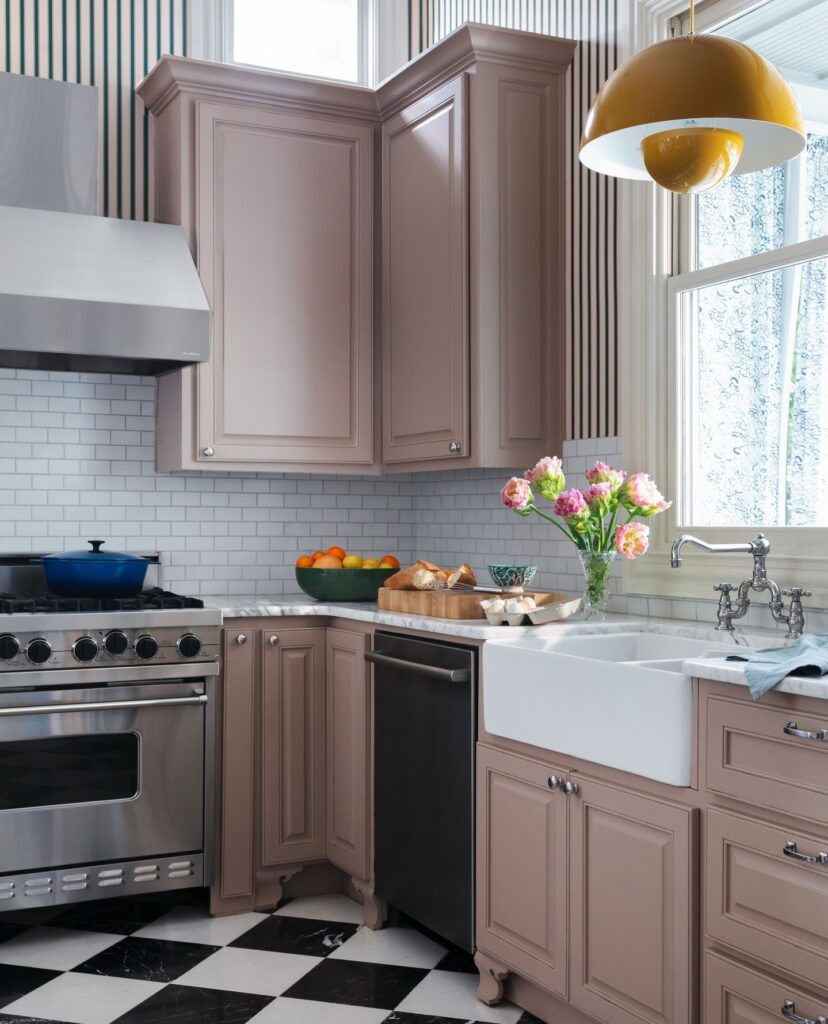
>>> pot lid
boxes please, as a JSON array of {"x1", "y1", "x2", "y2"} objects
[{"x1": 42, "y1": 540, "x2": 148, "y2": 563}]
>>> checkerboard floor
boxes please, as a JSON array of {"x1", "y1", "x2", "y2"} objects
[{"x1": 0, "y1": 892, "x2": 540, "y2": 1024}]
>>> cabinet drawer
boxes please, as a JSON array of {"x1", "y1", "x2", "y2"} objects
[
  {"x1": 706, "y1": 808, "x2": 828, "y2": 991},
  {"x1": 705, "y1": 951, "x2": 828, "y2": 1024},
  {"x1": 704, "y1": 693, "x2": 828, "y2": 823}
]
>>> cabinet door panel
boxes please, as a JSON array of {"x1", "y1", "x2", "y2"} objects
[
  {"x1": 382, "y1": 76, "x2": 469, "y2": 464},
  {"x1": 212, "y1": 628, "x2": 256, "y2": 911},
  {"x1": 569, "y1": 777, "x2": 695, "y2": 1024},
  {"x1": 260, "y1": 629, "x2": 326, "y2": 866},
  {"x1": 326, "y1": 628, "x2": 371, "y2": 880},
  {"x1": 705, "y1": 951, "x2": 828, "y2": 1024},
  {"x1": 476, "y1": 745, "x2": 568, "y2": 998},
  {"x1": 197, "y1": 101, "x2": 373, "y2": 464}
]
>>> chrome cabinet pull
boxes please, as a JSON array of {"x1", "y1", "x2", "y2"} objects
[
  {"x1": 784, "y1": 841, "x2": 828, "y2": 866},
  {"x1": 563, "y1": 780, "x2": 579, "y2": 796},
  {"x1": 548, "y1": 775, "x2": 562, "y2": 791},
  {"x1": 784, "y1": 721, "x2": 828, "y2": 742},
  {"x1": 782, "y1": 1000, "x2": 828, "y2": 1024},
  {"x1": 236, "y1": 634, "x2": 247, "y2": 645}
]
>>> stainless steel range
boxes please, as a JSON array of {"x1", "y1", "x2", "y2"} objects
[{"x1": 0, "y1": 555, "x2": 219, "y2": 910}]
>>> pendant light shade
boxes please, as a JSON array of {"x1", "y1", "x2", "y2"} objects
[{"x1": 580, "y1": 34, "x2": 805, "y2": 192}]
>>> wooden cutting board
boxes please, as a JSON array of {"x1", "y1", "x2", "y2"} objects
[{"x1": 377, "y1": 588, "x2": 566, "y2": 620}]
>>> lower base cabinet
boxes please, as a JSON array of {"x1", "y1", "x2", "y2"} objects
[
  {"x1": 476, "y1": 744, "x2": 696, "y2": 1024},
  {"x1": 705, "y1": 951, "x2": 828, "y2": 1024}
]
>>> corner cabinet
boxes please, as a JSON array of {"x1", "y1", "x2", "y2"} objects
[
  {"x1": 139, "y1": 61, "x2": 378, "y2": 473},
  {"x1": 139, "y1": 25, "x2": 575, "y2": 474}
]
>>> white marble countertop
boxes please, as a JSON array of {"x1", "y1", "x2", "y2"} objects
[{"x1": 203, "y1": 594, "x2": 828, "y2": 699}]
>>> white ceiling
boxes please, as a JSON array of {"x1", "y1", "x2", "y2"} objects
[{"x1": 719, "y1": 0, "x2": 828, "y2": 87}]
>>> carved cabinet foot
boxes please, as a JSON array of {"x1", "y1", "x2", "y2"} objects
[
  {"x1": 351, "y1": 876, "x2": 388, "y2": 930},
  {"x1": 474, "y1": 951, "x2": 509, "y2": 1006},
  {"x1": 254, "y1": 864, "x2": 304, "y2": 911}
]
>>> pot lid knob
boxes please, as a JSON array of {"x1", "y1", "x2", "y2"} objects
[{"x1": 88, "y1": 540, "x2": 105, "y2": 553}]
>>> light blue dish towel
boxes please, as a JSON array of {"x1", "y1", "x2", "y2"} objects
[{"x1": 727, "y1": 634, "x2": 828, "y2": 700}]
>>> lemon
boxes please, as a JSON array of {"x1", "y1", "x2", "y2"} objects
[
  {"x1": 362, "y1": 558, "x2": 380, "y2": 569},
  {"x1": 378, "y1": 561, "x2": 396, "y2": 569},
  {"x1": 342, "y1": 554, "x2": 363, "y2": 569}
]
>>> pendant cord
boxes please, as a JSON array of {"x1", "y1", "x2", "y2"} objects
[{"x1": 689, "y1": 0, "x2": 695, "y2": 35}]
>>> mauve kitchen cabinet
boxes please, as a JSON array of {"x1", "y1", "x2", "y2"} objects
[
  {"x1": 378, "y1": 26, "x2": 575, "y2": 470},
  {"x1": 138, "y1": 59, "x2": 378, "y2": 473}
]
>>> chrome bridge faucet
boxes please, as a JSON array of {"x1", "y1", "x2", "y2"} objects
[{"x1": 670, "y1": 532, "x2": 811, "y2": 639}]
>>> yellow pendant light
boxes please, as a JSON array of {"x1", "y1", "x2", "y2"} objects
[{"x1": 579, "y1": 0, "x2": 805, "y2": 194}]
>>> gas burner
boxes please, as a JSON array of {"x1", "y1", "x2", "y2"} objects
[{"x1": 0, "y1": 588, "x2": 204, "y2": 615}]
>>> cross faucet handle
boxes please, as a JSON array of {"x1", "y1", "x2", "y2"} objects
[
  {"x1": 713, "y1": 583, "x2": 737, "y2": 594},
  {"x1": 783, "y1": 587, "x2": 813, "y2": 599}
]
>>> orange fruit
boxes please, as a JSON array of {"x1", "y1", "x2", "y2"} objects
[
  {"x1": 379, "y1": 555, "x2": 400, "y2": 568},
  {"x1": 327, "y1": 545, "x2": 347, "y2": 560},
  {"x1": 295, "y1": 555, "x2": 314, "y2": 568},
  {"x1": 310, "y1": 550, "x2": 325, "y2": 562},
  {"x1": 314, "y1": 554, "x2": 342, "y2": 569}
]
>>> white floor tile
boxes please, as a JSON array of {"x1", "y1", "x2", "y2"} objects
[
  {"x1": 133, "y1": 905, "x2": 269, "y2": 946},
  {"x1": 395, "y1": 970, "x2": 523, "y2": 1024},
  {"x1": 273, "y1": 895, "x2": 365, "y2": 925},
  {"x1": 175, "y1": 946, "x2": 322, "y2": 997},
  {"x1": 0, "y1": 925, "x2": 121, "y2": 971},
  {"x1": 4, "y1": 971, "x2": 163, "y2": 1024},
  {"x1": 248, "y1": 997, "x2": 389, "y2": 1024},
  {"x1": 329, "y1": 925, "x2": 446, "y2": 969}
]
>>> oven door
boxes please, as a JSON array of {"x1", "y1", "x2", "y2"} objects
[{"x1": 0, "y1": 671, "x2": 208, "y2": 874}]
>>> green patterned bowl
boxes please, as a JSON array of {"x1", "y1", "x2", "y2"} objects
[
  {"x1": 488, "y1": 564, "x2": 538, "y2": 589},
  {"x1": 296, "y1": 567, "x2": 397, "y2": 602}
]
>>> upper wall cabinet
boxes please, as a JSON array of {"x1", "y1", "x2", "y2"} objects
[
  {"x1": 140, "y1": 26, "x2": 574, "y2": 474},
  {"x1": 139, "y1": 60, "x2": 378, "y2": 473},
  {"x1": 378, "y1": 27, "x2": 575, "y2": 470}
]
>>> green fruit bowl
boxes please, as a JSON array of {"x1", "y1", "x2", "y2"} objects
[{"x1": 295, "y1": 567, "x2": 398, "y2": 602}]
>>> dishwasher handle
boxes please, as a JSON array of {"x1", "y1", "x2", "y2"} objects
[{"x1": 365, "y1": 650, "x2": 470, "y2": 683}]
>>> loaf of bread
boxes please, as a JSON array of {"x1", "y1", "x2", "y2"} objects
[
  {"x1": 384, "y1": 560, "x2": 475, "y2": 591},
  {"x1": 384, "y1": 560, "x2": 443, "y2": 590}
]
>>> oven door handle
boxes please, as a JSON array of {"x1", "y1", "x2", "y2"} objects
[{"x1": 0, "y1": 694, "x2": 208, "y2": 716}]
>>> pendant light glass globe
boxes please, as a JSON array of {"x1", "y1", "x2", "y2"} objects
[{"x1": 579, "y1": 32, "x2": 805, "y2": 193}]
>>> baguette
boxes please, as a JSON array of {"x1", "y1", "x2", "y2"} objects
[
  {"x1": 447, "y1": 563, "x2": 476, "y2": 589},
  {"x1": 383, "y1": 559, "x2": 449, "y2": 590}
]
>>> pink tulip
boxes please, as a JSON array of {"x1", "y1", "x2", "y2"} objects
[
  {"x1": 526, "y1": 456, "x2": 565, "y2": 500},
  {"x1": 615, "y1": 521, "x2": 650, "y2": 559},
  {"x1": 585, "y1": 461, "x2": 626, "y2": 491},
  {"x1": 501, "y1": 477, "x2": 533, "y2": 512},
  {"x1": 553, "y1": 488, "x2": 588, "y2": 520},
  {"x1": 619, "y1": 473, "x2": 671, "y2": 515}
]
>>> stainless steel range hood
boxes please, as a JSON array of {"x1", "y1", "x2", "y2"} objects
[{"x1": 0, "y1": 72, "x2": 210, "y2": 375}]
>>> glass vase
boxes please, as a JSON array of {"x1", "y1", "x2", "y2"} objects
[{"x1": 578, "y1": 550, "x2": 616, "y2": 621}]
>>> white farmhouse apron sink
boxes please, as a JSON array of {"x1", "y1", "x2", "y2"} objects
[{"x1": 482, "y1": 632, "x2": 736, "y2": 786}]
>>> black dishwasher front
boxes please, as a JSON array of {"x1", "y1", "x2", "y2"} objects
[{"x1": 369, "y1": 630, "x2": 476, "y2": 953}]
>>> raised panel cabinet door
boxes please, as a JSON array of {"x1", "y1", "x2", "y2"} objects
[
  {"x1": 569, "y1": 777, "x2": 696, "y2": 1024},
  {"x1": 705, "y1": 951, "x2": 828, "y2": 1024},
  {"x1": 382, "y1": 75, "x2": 469, "y2": 464},
  {"x1": 212, "y1": 628, "x2": 256, "y2": 913},
  {"x1": 196, "y1": 101, "x2": 374, "y2": 465},
  {"x1": 260, "y1": 629, "x2": 326, "y2": 866},
  {"x1": 325, "y1": 628, "x2": 371, "y2": 880},
  {"x1": 476, "y1": 745, "x2": 569, "y2": 998}
]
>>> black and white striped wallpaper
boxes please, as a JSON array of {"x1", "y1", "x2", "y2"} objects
[
  {"x1": 0, "y1": 0, "x2": 187, "y2": 222},
  {"x1": 412, "y1": 0, "x2": 620, "y2": 440}
]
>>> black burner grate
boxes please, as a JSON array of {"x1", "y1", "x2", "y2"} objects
[{"x1": 0, "y1": 588, "x2": 204, "y2": 615}]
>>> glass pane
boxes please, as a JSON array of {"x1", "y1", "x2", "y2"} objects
[
  {"x1": 687, "y1": 254, "x2": 828, "y2": 527},
  {"x1": 806, "y1": 133, "x2": 828, "y2": 239},
  {"x1": 0, "y1": 733, "x2": 139, "y2": 810},
  {"x1": 695, "y1": 163, "x2": 786, "y2": 270},
  {"x1": 233, "y1": 0, "x2": 360, "y2": 83}
]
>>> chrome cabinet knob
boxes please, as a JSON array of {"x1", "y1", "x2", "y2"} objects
[
  {"x1": 236, "y1": 633, "x2": 247, "y2": 645},
  {"x1": 547, "y1": 775, "x2": 562, "y2": 791},
  {"x1": 449, "y1": 441, "x2": 462, "y2": 454},
  {"x1": 202, "y1": 446, "x2": 214, "y2": 457},
  {"x1": 268, "y1": 635, "x2": 279, "y2": 646},
  {"x1": 563, "y1": 780, "x2": 580, "y2": 796}
]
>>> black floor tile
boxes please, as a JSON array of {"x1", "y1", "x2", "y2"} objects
[
  {"x1": 518, "y1": 1014, "x2": 545, "y2": 1023},
  {"x1": 0, "y1": 1016, "x2": 69, "y2": 1024},
  {"x1": 0, "y1": 924, "x2": 26, "y2": 947},
  {"x1": 50, "y1": 897, "x2": 173, "y2": 936},
  {"x1": 73, "y1": 935, "x2": 219, "y2": 982},
  {"x1": 0, "y1": 965, "x2": 61, "y2": 1010},
  {"x1": 384, "y1": 1014, "x2": 486, "y2": 1024},
  {"x1": 229, "y1": 914, "x2": 358, "y2": 957},
  {"x1": 283, "y1": 958, "x2": 429, "y2": 1010},
  {"x1": 433, "y1": 948, "x2": 477, "y2": 974},
  {"x1": 111, "y1": 984, "x2": 272, "y2": 1024}
]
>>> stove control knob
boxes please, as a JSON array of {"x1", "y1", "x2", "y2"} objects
[
  {"x1": 0, "y1": 634, "x2": 19, "y2": 660},
  {"x1": 134, "y1": 634, "x2": 158, "y2": 660},
  {"x1": 176, "y1": 633, "x2": 201, "y2": 659},
  {"x1": 26, "y1": 638, "x2": 52, "y2": 665},
  {"x1": 72, "y1": 636, "x2": 98, "y2": 663},
  {"x1": 104, "y1": 630, "x2": 129, "y2": 656}
]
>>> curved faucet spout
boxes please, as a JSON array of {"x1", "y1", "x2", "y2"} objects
[{"x1": 670, "y1": 533, "x2": 754, "y2": 569}]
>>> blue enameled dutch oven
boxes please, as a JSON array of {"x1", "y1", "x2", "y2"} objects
[{"x1": 38, "y1": 540, "x2": 149, "y2": 597}]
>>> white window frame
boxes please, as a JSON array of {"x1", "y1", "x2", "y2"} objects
[
  {"x1": 620, "y1": 0, "x2": 828, "y2": 606},
  {"x1": 188, "y1": 0, "x2": 409, "y2": 87}
]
